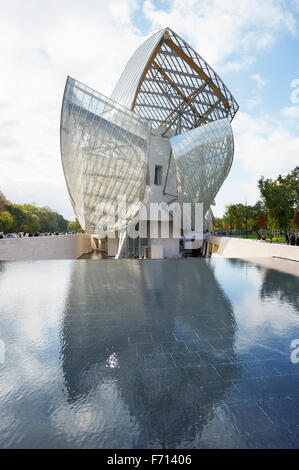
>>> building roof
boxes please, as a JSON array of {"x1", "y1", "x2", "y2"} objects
[{"x1": 111, "y1": 28, "x2": 239, "y2": 133}]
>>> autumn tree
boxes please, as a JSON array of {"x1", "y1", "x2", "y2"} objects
[{"x1": 258, "y1": 212, "x2": 268, "y2": 229}]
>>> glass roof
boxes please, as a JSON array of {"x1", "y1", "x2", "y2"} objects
[{"x1": 111, "y1": 28, "x2": 239, "y2": 133}]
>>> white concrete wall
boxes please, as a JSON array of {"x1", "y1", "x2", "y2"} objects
[
  {"x1": 149, "y1": 237, "x2": 180, "y2": 259},
  {"x1": 0, "y1": 234, "x2": 93, "y2": 261},
  {"x1": 150, "y1": 245, "x2": 164, "y2": 259},
  {"x1": 107, "y1": 237, "x2": 118, "y2": 257},
  {"x1": 207, "y1": 236, "x2": 299, "y2": 262},
  {"x1": 148, "y1": 128, "x2": 177, "y2": 205},
  {"x1": 149, "y1": 220, "x2": 180, "y2": 259}
]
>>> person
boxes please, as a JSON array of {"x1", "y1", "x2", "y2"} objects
[
  {"x1": 290, "y1": 232, "x2": 296, "y2": 246},
  {"x1": 296, "y1": 235, "x2": 299, "y2": 247},
  {"x1": 257, "y1": 233, "x2": 261, "y2": 240},
  {"x1": 285, "y1": 233, "x2": 290, "y2": 245},
  {"x1": 262, "y1": 234, "x2": 266, "y2": 241},
  {"x1": 0, "y1": 232, "x2": 3, "y2": 239},
  {"x1": 269, "y1": 233, "x2": 273, "y2": 244}
]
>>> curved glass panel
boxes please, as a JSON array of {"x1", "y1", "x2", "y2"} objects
[
  {"x1": 60, "y1": 77, "x2": 151, "y2": 233},
  {"x1": 170, "y1": 118, "x2": 234, "y2": 215},
  {"x1": 110, "y1": 29, "x2": 165, "y2": 110}
]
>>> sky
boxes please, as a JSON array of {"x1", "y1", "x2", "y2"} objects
[{"x1": 0, "y1": 0, "x2": 299, "y2": 220}]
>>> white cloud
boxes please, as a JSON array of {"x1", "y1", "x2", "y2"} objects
[
  {"x1": 233, "y1": 111, "x2": 299, "y2": 175},
  {"x1": 251, "y1": 73, "x2": 267, "y2": 89},
  {"x1": 282, "y1": 105, "x2": 299, "y2": 118},
  {"x1": 0, "y1": 0, "x2": 142, "y2": 219},
  {"x1": 143, "y1": 0, "x2": 297, "y2": 69},
  {"x1": 242, "y1": 74, "x2": 267, "y2": 110}
]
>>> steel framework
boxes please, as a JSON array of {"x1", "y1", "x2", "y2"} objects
[{"x1": 111, "y1": 29, "x2": 238, "y2": 133}]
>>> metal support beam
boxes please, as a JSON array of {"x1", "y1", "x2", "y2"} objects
[
  {"x1": 160, "y1": 81, "x2": 208, "y2": 126},
  {"x1": 192, "y1": 98, "x2": 222, "y2": 127}
]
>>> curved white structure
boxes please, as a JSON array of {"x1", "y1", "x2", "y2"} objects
[{"x1": 60, "y1": 28, "x2": 239, "y2": 258}]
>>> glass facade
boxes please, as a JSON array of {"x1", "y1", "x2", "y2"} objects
[
  {"x1": 170, "y1": 118, "x2": 234, "y2": 216},
  {"x1": 60, "y1": 29, "x2": 239, "y2": 239},
  {"x1": 110, "y1": 29, "x2": 165, "y2": 111},
  {"x1": 60, "y1": 77, "x2": 151, "y2": 233}
]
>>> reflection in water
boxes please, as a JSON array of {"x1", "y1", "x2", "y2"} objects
[
  {"x1": 61, "y1": 260, "x2": 238, "y2": 447},
  {"x1": 260, "y1": 269, "x2": 299, "y2": 313},
  {"x1": 0, "y1": 258, "x2": 299, "y2": 448}
]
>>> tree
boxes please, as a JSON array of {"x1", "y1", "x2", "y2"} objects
[
  {"x1": 214, "y1": 217, "x2": 224, "y2": 231},
  {"x1": 56, "y1": 213, "x2": 69, "y2": 232},
  {"x1": 7, "y1": 203, "x2": 28, "y2": 231},
  {"x1": 258, "y1": 212, "x2": 268, "y2": 229},
  {"x1": 223, "y1": 204, "x2": 239, "y2": 231},
  {"x1": 21, "y1": 212, "x2": 41, "y2": 233},
  {"x1": 258, "y1": 167, "x2": 299, "y2": 229},
  {"x1": 0, "y1": 211, "x2": 15, "y2": 233},
  {"x1": 0, "y1": 191, "x2": 10, "y2": 212},
  {"x1": 236, "y1": 218, "x2": 243, "y2": 230},
  {"x1": 67, "y1": 219, "x2": 83, "y2": 232},
  {"x1": 0, "y1": 193, "x2": 70, "y2": 234}
]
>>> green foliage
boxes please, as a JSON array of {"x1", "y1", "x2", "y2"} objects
[
  {"x1": 21, "y1": 212, "x2": 41, "y2": 233},
  {"x1": 0, "y1": 211, "x2": 15, "y2": 233},
  {"x1": 215, "y1": 167, "x2": 298, "y2": 231},
  {"x1": 222, "y1": 202, "x2": 263, "y2": 231},
  {"x1": 214, "y1": 217, "x2": 224, "y2": 230},
  {"x1": 258, "y1": 166, "x2": 299, "y2": 229},
  {"x1": 67, "y1": 219, "x2": 83, "y2": 232},
  {"x1": 0, "y1": 191, "x2": 69, "y2": 234}
]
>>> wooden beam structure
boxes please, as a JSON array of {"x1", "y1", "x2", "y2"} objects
[
  {"x1": 159, "y1": 81, "x2": 208, "y2": 126},
  {"x1": 164, "y1": 37, "x2": 229, "y2": 110},
  {"x1": 192, "y1": 98, "x2": 222, "y2": 128},
  {"x1": 152, "y1": 60, "x2": 203, "y2": 121},
  {"x1": 129, "y1": 28, "x2": 237, "y2": 129}
]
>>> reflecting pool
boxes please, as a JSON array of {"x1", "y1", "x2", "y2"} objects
[{"x1": 0, "y1": 258, "x2": 298, "y2": 449}]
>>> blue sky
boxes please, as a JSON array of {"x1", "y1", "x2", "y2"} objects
[{"x1": 0, "y1": 0, "x2": 298, "y2": 219}]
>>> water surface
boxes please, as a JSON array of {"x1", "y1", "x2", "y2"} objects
[{"x1": 0, "y1": 258, "x2": 298, "y2": 448}]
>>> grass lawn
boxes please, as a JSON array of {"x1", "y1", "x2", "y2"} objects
[{"x1": 241, "y1": 235, "x2": 286, "y2": 244}]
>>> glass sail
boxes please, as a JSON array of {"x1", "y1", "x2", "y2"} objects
[{"x1": 60, "y1": 77, "x2": 151, "y2": 233}]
